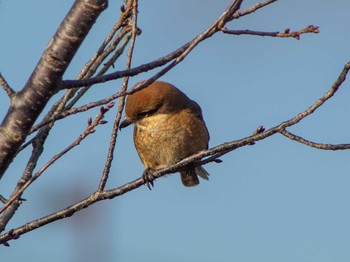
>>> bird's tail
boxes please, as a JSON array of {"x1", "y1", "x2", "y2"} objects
[{"x1": 180, "y1": 166, "x2": 210, "y2": 187}]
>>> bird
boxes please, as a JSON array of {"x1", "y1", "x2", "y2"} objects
[{"x1": 120, "y1": 80, "x2": 210, "y2": 188}]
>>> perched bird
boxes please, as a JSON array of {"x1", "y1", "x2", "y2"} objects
[{"x1": 120, "y1": 81, "x2": 210, "y2": 187}]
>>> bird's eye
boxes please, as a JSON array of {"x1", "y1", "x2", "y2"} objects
[
  {"x1": 138, "y1": 111, "x2": 149, "y2": 118},
  {"x1": 137, "y1": 108, "x2": 158, "y2": 119}
]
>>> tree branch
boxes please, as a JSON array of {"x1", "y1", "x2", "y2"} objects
[
  {"x1": 0, "y1": 103, "x2": 115, "y2": 216},
  {"x1": 29, "y1": 29, "x2": 133, "y2": 136},
  {"x1": 60, "y1": 0, "x2": 246, "y2": 89},
  {"x1": 0, "y1": 73, "x2": 15, "y2": 98},
  {"x1": 0, "y1": 1, "x2": 135, "y2": 235},
  {"x1": 0, "y1": 0, "x2": 108, "y2": 180},
  {"x1": 232, "y1": 0, "x2": 278, "y2": 19},
  {"x1": 23, "y1": 0, "x2": 285, "y2": 139},
  {"x1": 32, "y1": 0, "x2": 251, "y2": 132},
  {"x1": 279, "y1": 129, "x2": 350, "y2": 150},
  {"x1": 98, "y1": 0, "x2": 139, "y2": 191},
  {"x1": 222, "y1": 25, "x2": 320, "y2": 39}
]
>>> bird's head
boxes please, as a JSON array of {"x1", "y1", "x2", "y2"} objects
[{"x1": 120, "y1": 81, "x2": 196, "y2": 129}]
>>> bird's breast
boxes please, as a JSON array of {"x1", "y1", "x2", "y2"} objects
[{"x1": 133, "y1": 111, "x2": 209, "y2": 170}]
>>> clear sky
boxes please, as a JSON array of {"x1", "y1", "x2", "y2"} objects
[{"x1": 1, "y1": 0, "x2": 350, "y2": 261}]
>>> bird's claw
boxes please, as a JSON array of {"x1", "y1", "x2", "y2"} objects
[{"x1": 142, "y1": 169, "x2": 155, "y2": 190}]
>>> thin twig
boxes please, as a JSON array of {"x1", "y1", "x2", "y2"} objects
[
  {"x1": 98, "y1": 0, "x2": 139, "y2": 191},
  {"x1": 232, "y1": 0, "x2": 278, "y2": 19},
  {"x1": 0, "y1": 124, "x2": 51, "y2": 233},
  {"x1": 0, "y1": 103, "x2": 115, "y2": 215},
  {"x1": 222, "y1": 25, "x2": 319, "y2": 40},
  {"x1": 0, "y1": 73, "x2": 15, "y2": 97},
  {"x1": 0, "y1": 195, "x2": 7, "y2": 204},
  {"x1": 29, "y1": 33, "x2": 133, "y2": 136},
  {"x1": 26, "y1": 0, "x2": 283, "y2": 139},
  {"x1": 280, "y1": 129, "x2": 350, "y2": 150},
  {"x1": 64, "y1": 30, "x2": 133, "y2": 110},
  {"x1": 77, "y1": 2, "x2": 134, "y2": 79},
  {"x1": 0, "y1": 2, "x2": 135, "y2": 234},
  {"x1": 60, "y1": 0, "x2": 245, "y2": 89},
  {"x1": 29, "y1": 0, "x2": 135, "y2": 138},
  {"x1": 35, "y1": 0, "x2": 245, "y2": 130}
]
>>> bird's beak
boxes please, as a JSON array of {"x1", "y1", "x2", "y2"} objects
[{"x1": 119, "y1": 117, "x2": 134, "y2": 130}]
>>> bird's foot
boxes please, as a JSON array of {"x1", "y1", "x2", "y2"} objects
[{"x1": 142, "y1": 169, "x2": 155, "y2": 190}]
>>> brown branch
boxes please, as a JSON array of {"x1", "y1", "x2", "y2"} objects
[
  {"x1": 0, "y1": 73, "x2": 15, "y2": 98},
  {"x1": 32, "y1": 0, "x2": 249, "y2": 132},
  {"x1": 0, "y1": 0, "x2": 108, "y2": 180},
  {"x1": 26, "y1": 0, "x2": 285, "y2": 137},
  {"x1": 0, "y1": 103, "x2": 115, "y2": 215},
  {"x1": 0, "y1": 125, "x2": 50, "y2": 234},
  {"x1": 30, "y1": 58, "x2": 186, "y2": 133},
  {"x1": 98, "y1": 0, "x2": 139, "y2": 191},
  {"x1": 59, "y1": 10, "x2": 133, "y2": 110},
  {"x1": 222, "y1": 25, "x2": 320, "y2": 40},
  {"x1": 27, "y1": 2, "x2": 135, "y2": 138},
  {"x1": 29, "y1": 32, "x2": 133, "y2": 136},
  {"x1": 60, "y1": 0, "x2": 246, "y2": 89},
  {"x1": 63, "y1": 30, "x2": 133, "y2": 110},
  {"x1": 77, "y1": 3, "x2": 134, "y2": 79},
  {"x1": 1, "y1": 60, "x2": 349, "y2": 245},
  {"x1": 280, "y1": 129, "x2": 350, "y2": 150},
  {"x1": 232, "y1": 0, "x2": 278, "y2": 19},
  {"x1": 0, "y1": 3, "x2": 135, "y2": 235}
]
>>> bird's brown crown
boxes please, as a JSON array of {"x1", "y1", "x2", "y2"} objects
[{"x1": 125, "y1": 81, "x2": 202, "y2": 120}]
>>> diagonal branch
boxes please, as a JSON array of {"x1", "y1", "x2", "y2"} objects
[
  {"x1": 32, "y1": 0, "x2": 249, "y2": 131},
  {"x1": 60, "y1": 0, "x2": 246, "y2": 89},
  {"x1": 98, "y1": 0, "x2": 139, "y2": 191},
  {"x1": 0, "y1": 1, "x2": 135, "y2": 235},
  {"x1": 24, "y1": 0, "x2": 286, "y2": 138},
  {"x1": 232, "y1": 0, "x2": 278, "y2": 19},
  {"x1": 0, "y1": 0, "x2": 108, "y2": 180},
  {"x1": 0, "y1": 103, "x2": 115, "y2": 216}
]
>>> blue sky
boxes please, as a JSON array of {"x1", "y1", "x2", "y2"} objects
[{"x1": 1, "y1": 0, "x2": 350, "y2": 261}]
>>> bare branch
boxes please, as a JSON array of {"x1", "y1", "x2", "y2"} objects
[
  {"x1": 64, "y1": 30, "x2": 133, "y2": 110},
  {"x1": 232, "y1": 0, "x2": 278, "y2": 19},
  {"x1": 28, "y1": 0, "x2": 285, "y2": 137},
  {"x1": 59, "y1": 0, "x2": 280, "y2": 91},
  {"x1": 61, "y1": 0, "x2": 245, "y2": 89},
  {"x1": 279, "y1": 61, "x2": 350, "y2": 128},
  {"x1": 77, "y1": 2, "x2": 134, "y2": 79},
  {"x1": 32, "y1": 0, "x2": 249, "y2": 132},
  {"x1": 0, "y1": 2, "x2": 135, "y2": 234},
  {"x1": 98, "y1": 0, "x2": 139, "y2": 191},
  {"x1": 29, "y1": 29, "x2": 133, "y2": 136},
  {"x1": 0, "y1": 103, "x2": 115, "y2": 215},
  {"x1": 0, "y1": 125, "x2": 50, "y2": 233},
  {"x1": 280, "y1": 129, "x2": 350, "y2": 150},
  {"x1": 0, "y1": 73, "x2": 15, "y2": 97},
  {"x1": 222, "y1": 25, "x2": 320, "y2": 39},
  {"x1": 0, "y1": 0, "x2": 108, "y2": 180}
]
